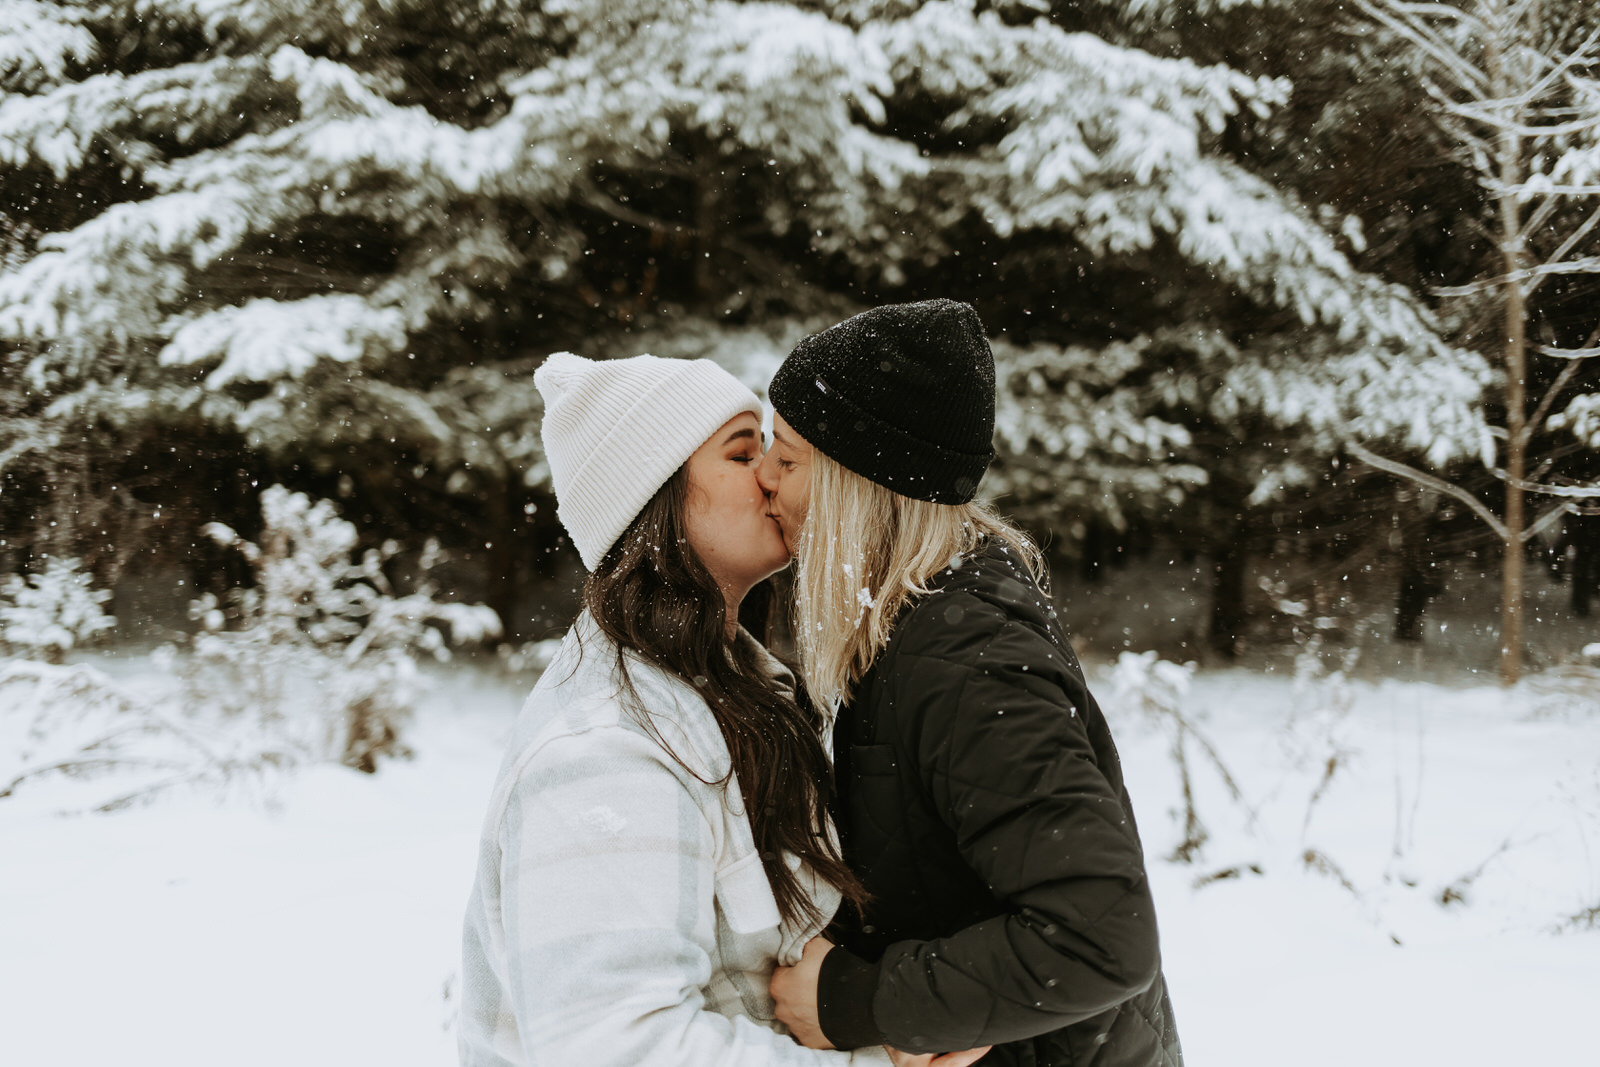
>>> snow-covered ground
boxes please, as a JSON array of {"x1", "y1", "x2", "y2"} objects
[{"x1": 1, "y1": 656, "x2": 1596, "y2": 1067}]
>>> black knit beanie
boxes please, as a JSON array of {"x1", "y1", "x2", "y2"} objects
[{"x1": 769, "y1": 299, "x2": 996, "y2": 504}]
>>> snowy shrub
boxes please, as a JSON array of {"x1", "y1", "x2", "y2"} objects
[
  {"x1": 1110, "y1": 650, "x2": 1196, "y2": 724},
  {"x1": 0, "y1": 557, "x2": 114, "y2": 663},
  {"x1": 1282, "y1": 633, "x2": 1362, "y2": 848},
  {"x1": 0, "y1": 489, "x2": 501, "y2": 809},
  {"x1": 493, "y1": 637, "x2": 565, "y2": 676},
  {"x1": 0, "y1": 658, "x2": 295, "y2": 811},
  {"x1": 1110, "y1": 645, "x2": 1366, "y2": 890},
  {"x1": 1522, "y1": 661, "x2": 1600, "y2": 720},
  {"x1": 1256, "y1": 583, "x2": 1368, "y2": 860},
  {"x1": 181, "y1": 486, "x2": 501, "y2": 772},
  {"x1": 1110, "y1": 650, "x2": 1246, "y2": 864}
]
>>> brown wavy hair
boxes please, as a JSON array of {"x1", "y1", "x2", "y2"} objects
[{"x1": 582, "y1": 465, "x2": 864, "y2": 926}]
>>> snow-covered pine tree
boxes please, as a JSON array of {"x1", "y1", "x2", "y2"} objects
[
  {"x1": 193, "y1": 484, "x2": 500, "y2": 770},
  {"x1": 0, "y1": 0, "x2": 570, "y2": 623},
  {"x1": 827, "y1": 0, "x2": 1492, "y2": 651},
  {"x1": 0, "y1": 0, "x2": 912, "y2": 629},
  {"x1": 0, "y1": 0, "x2": 1493, "y2": 650},
  {"x1": 0, "y1": 555, "x2": 114, "y2": 662}
]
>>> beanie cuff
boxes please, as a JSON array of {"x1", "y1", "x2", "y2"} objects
[{"x1": 771, "y1": 368, "x2": 993, "y2": 504}]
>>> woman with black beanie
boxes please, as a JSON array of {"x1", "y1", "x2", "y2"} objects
[{"x1": 762, "y1": 300, "x2": 1183, "y2": 1067}]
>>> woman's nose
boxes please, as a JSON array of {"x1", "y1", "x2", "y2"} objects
[{"x1": 755, "y1": 451, "x2": 777, "y2": 493}]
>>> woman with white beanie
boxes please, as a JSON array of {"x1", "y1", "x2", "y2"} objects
[{"x1": 458, "y1": 352, "x2": 988, "y2": 1067}]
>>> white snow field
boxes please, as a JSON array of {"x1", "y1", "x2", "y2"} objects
[{"x1": 1, "y1": 658, "x2": 1596, "y2": 1067}]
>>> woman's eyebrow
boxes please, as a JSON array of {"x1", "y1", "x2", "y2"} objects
[{"x1": 722, "y1": 427, "x2": 758, "y2": 445}]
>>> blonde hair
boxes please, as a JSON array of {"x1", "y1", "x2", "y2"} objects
[{"x1": 793, "y1": 450, "x2": 1044, "y2": 706}]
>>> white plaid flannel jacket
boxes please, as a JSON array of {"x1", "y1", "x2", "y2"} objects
[{"x1": 460, "y1": 613, "x2": 892, "y2": 1067}]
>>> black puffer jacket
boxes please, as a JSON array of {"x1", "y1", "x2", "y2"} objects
[{"x1": 817, "y1": 540, "x2": 1181, "y2": 1067}]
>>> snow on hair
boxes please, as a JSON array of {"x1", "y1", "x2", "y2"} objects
[{"x1": 793, "y1": 450, "x2": 1043, "y2": 706}]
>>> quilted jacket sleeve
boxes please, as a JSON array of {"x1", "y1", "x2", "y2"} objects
[
  {"x1": 819, "y1": 608, "x2": 1161, "y2": 1054},
  {"x1": 490, "y1": 726, "x2": 884, "y2": 1067}
]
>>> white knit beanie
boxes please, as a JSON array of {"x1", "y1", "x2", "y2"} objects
[{"x1": 535, "y1": 351, "x2": 763, "y2": 571}]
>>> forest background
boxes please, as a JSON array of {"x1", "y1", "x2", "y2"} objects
[
  {"x1": 3, "y1": 3, "x2": 1600, "y2": 1065},
  {"x1": 2, "y1": 0, "x2": 1599, "y2": 683}
]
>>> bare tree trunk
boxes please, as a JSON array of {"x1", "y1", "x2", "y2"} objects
[
  {"x1": 1395, "y1": 511, "x2": 1441, "y2": 643},
  {"x1": 1573, "y1": 514, "x2": 1599, "y2": 618},
  {"x1": 1493, "y1": 51, "x2": 1527, "y2": 686},
  {"x1": 1500, "y1": 357, "x2": 1527, "y2": 684},
  {"x1": 1207, "y1": 538, "x2": 1248, "y2": 661}
]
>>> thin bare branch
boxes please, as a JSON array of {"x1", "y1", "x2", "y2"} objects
[
  {"x1": 1517, "y1": 103, "x2": 1600, "y2": 122},
  {"x1": 1442, "y1": 95, "x2": 1600, "y2": 136},
  {"x1": 576, "y1": 182, "x2": 697, "y2": 236},
  {"x1": 1434, "y1": 255, "x2": 1600, "y2": 297},
  {"x1": 1521, "y1": 502, "x2": 1576, "y2": 543},
  {"x1": 1430, "y1": 88, "x2": 1600, "y2": 131},
  {"x1": 0, "y1": 755, "x2": 189, "y2": 801},
  {"x1": 1529, "y1": 257, "x2": 1600, "y2": 275},
  {"x1": 1520, "y1": 194, "x2": 1598, "y2": 251},
  {"x1": 1501, "y1": 0, "x2": 1545, "y2": 41},
  {"x1": 1489, "y1": 470, "x2": 1600, "y2": 498},
  {"x1": 1354, "y1": 0, "x2": 1492, "y2": 99},
  {"x1": 1390, "y1": 2, "x2": 1489, "y2": 34},
  {"x1": 1433, "y1": 280, "x2": 1502, "y2": 297},
  {"x1": 1430, "y1": 95, "x2": 1508, "y2": 126},
  {"x1": 1535, "y1": 345, "x2": 1600, "y2": 359},
  {"x1": 1520, "y1": 196, "x2": 1562, "y2": 241},
  {"x1": 1422, "y1": 82, "x2": 1500, "y2": 155},
  {"x1": 1523, "y1": 357, "x2": 1586, "y2": 447},
  {"x1": 1526, "y1": 204, "x2": 1600, "y2": 299},
  {"x1": 1347, "y1": 442, "x2": 1509, "y2": 539},
  {"x1": 1507, "y1": 24, "x2": 1600, "y2": 109},
  {"x1": 1499, "y1": 181, "x2": 1600, "y2": 195}
]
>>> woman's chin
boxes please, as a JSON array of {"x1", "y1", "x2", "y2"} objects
[
  {"x1": 756, "y1": 543, "x2": 794, "y2": 580},
  {"x1": 766, "y1": 519, "x2": 796, "y2": 559}
]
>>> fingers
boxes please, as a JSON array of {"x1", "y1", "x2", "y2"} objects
[
  {"x1": 768, "y1": 967, "x2": 791, "y2": 1024},
  {"x1": 886, "y1": 1045, "x2": 991, "y2": 1067}
]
